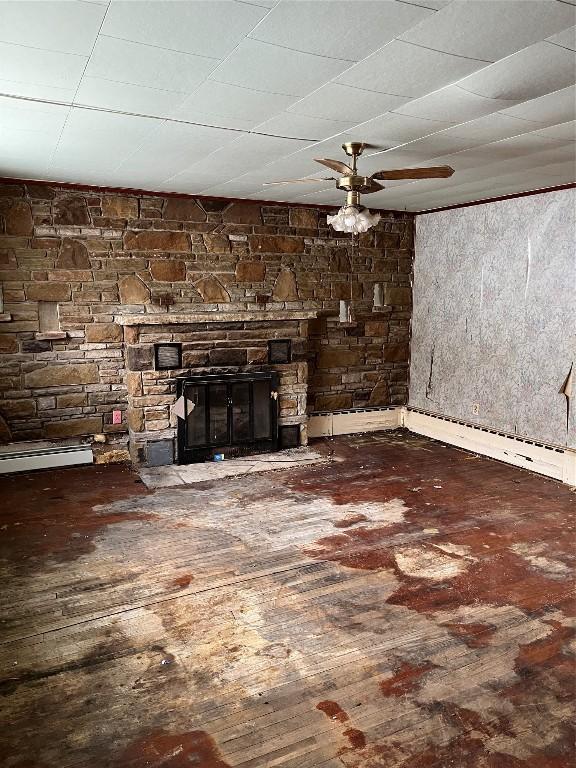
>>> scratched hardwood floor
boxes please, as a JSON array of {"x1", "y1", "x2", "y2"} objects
[{"x1": 0, "y1": 431, "x2": 574, "y2": 767}]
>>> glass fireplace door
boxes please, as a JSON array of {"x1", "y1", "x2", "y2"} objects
[{"x1": 177, "y1": 372, "x2": 278, "y2": 464}]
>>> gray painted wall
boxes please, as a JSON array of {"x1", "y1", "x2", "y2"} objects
[{"x1": 410, "y1": 188, "x2": 575, "y2": 448}]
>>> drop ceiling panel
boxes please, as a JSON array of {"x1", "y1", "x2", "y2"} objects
[
  {"x1": 172, "y1": 81, "x2": 296, "y2": 131},
  {"x1": 533, "y1": 120, "x2": 576, "y2": 141},
  {"x1": 0, "y1": 42, "x2": 86, "y2": 97},
  {"x1": 336, "y1": 40, "x2": 486, "y2": 98},
  {"x1": 395, "y1": 86, "x2": 520, "y2": 123},
  {"x1": 200, "y1": 179, "x2": 273, "y2": 198},
  {"x1": 546, "y1": 25, "x2": 576, "y2": 51},
  {"x1": 254, "y1": 113, "x2": 352, "y2": 141},
  {"x1": 50, "y1": 108, "x2": 158, "y2": 172},
  {"x1": 250, "y1": 0, "x2": 433, "y2": 60},
  {"x1": 399, "y1": 0, "x2": 576, "y2": 61},
  {"x1": 101, "y1": 0, "x2": 268, "y2": 59},
  {"x1": 75, "y1": 77, "x2": 189, "y2": 116},
  {"x1": 0, "y1": 0, "x2": 107, "y2": 55},
  {"x1": 227, "y1": 144, "x2": 344, "y2": 185},
  {"x1": 458, "y1": 42, "x2": 576, "y2": 102},
  {"x1": 499, "y1": 85, "x2": 576, "y2": 126},
  {"x1": 85, "y1": 36, "x2": 217, "y2": 93},
  {"x1": 0, "y1": 78, "x2": 76, "y2": 103},
  {"x1": 287, "y1": 83, "x2": 408, "y2": 123},
  {"x1": 0, "y1": 0, "x2": 573, "y2": 209},
  {"x1": 438, "y1": 113, "x2": 542, "y2": 144},
  {"x1": 350, "y1": 112, "x2": 457, "y2": 146},
  {"x1": 0, "y1": 95, "x2": 70, "y2": 134},
  {"x1": 165, "y1": 133, "x2": 313, "y2": 188},
  {"x1": 210, "y1": 39, "x2": 350, "y2": 96},
  {"x1": 115, "y1": 121, "x2": 241, "y2": 180},
  {"x1": 387, "y1": 133, "x2": 487, "y2": 158}
]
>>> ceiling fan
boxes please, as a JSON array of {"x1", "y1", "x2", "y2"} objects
[{"x1": 264, "y1": 142, "x2": 454, "y2": 233}]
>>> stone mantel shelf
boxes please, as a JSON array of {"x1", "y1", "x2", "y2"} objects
[{"x1": 116, "y1": 311, "x2": 318, "y2": 326}]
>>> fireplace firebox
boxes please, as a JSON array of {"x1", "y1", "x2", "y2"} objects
[{"x1": 176, "y1": 371, "x2": 280, "y2": 464}]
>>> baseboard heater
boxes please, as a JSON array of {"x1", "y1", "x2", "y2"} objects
[
  {"x1": 308, "y1": 405, "x2": 575, "y2": 485},
  {"x1": 0, "y1": 443, "x2": 93, "y2": 474},
  {"x1": 403, "y1": 407, "x2": 575, "y2": 485},
  {"x1": 308, "y1": 406, "x2": 401, "y2": 438}
]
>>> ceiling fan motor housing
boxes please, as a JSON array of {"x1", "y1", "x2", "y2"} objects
[{"x1": 337, "y1": 175, "x2": 380, "y2": 194}]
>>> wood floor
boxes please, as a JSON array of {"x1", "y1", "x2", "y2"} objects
[{"x1": 0, "y1": 431, "x2": 574, "y2": 767}]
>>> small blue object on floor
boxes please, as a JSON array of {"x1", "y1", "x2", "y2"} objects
[{"x1": 213, "y1": 453, "x2": 225, "y2": 462}]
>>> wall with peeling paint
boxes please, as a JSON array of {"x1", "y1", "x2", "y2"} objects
[{"x1": 410, "y1": 188, "x2": 576, "y2": 448}]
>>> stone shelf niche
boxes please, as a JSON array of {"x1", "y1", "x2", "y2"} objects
[{"x1": 119, "y1": 311, "x2": 317, "y2": 466}]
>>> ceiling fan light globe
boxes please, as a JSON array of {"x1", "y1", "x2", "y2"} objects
[{"x1": 328, "y1": 204, "x2": 380, "y2": 234}]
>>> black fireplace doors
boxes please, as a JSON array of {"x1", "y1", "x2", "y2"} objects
[{"x1": 176, "y1": 371, "x2": 279, "y2": 464}]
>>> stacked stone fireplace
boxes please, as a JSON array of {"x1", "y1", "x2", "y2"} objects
[{"x1": 120, "y1": 310, "x2": 314, "y2": 465}]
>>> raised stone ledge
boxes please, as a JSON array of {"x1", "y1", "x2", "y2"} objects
[{"x1": 116, "y1": 311, "x2": 318, "y2": 326}]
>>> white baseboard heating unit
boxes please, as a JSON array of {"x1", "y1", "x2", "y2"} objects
[
  {"x1": 0, "y1": 443, "x2": 93, "y2": 474},
  {"x1": 308, "y1": 406, "x2": 401, "y2": 438},
  {"x1": 308, "y1": 405, "x2": 575, "y2": 485},
  {"x1": 403, "y1": 408, "x2": 576, "y2": 486}
]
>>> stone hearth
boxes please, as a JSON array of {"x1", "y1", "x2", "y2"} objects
[{"x1": 117, "y1": 311, "x2": 316, "y2": 465}]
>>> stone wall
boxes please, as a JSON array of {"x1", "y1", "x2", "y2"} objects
[
  {"x1": 0, "y1": 180, "x2": 414, "y2": 444},
  {"x1": 122, "y1": 314, "x2": 312, "y2": 463}
]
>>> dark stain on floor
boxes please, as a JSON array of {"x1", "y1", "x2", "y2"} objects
[
  {"x1": 0, "y1": 463, "x2": 150, "y2": 570},
  {"x1": 298, "y1": 434, "x2": 575, "y2": 619},
  {"x1": 440, "y1": 621, "x2": 497, "y2": 648},
  {"x1": 116, "y1": 728, "x2": 231, "y2": 768},
  {"x1": 379, "y1": 660, "x2": 435, "y2": 697},
  {"x1": 316, "y1": 699, "x2": 349, "y2": 723},
  {"x1": 0, "y1": 432, "x2": 574, "y2": 767}
]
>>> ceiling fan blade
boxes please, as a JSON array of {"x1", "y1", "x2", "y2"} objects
[
  {"x1": 314, "y1": 158, "x2": 353, "y2": 174},
  {"x1": 371, "y1": 165, "x2": 454, "y2": 181},
  {"x1": 263, "y1": 177, "x2": 336, "y2": 186},
  {"x1": 361, "y1": 179, "x2": 385, "y2": 194}
]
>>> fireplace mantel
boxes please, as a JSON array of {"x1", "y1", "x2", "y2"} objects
[{"x1": 116, "y1": 310, "x2": 318, "y2": 326}]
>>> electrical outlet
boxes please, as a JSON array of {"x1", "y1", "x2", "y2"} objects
[
  {"x1": 112, "y1": 410, "x2": 122, "y2": 425},
  {"x1": 472, "y1": 403, "x2": 480, "y2": 415}
]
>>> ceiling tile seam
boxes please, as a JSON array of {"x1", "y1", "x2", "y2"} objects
[
  {"x1": 47, "y1": 0, "x2": 113, "y2": 171},
  {"x1": 453, "y1": 38, "x2": 576, "y2": 99},
  {"x1": 452, "y1": 84, "x2": 524, "y2": 102},
  {"x1": 334, "y1": 37, "x2": 497, "y2": 96},
  {"x1": 0, "y1": 78, "x2": 74, "y2": 94},
  {"x1": 546, "y1": 39, "x2": 576, "y2": 52},
  {"x1": 97, "y1": 34, "x2": 220, "y2": 61},
  {"x1": 0, "y1": 38, "x2": 88, "y2": 59},
  {"x1": 361, "y1": 107, "x2": 575, "y2": 168},
  {"x1": 496, "y1": 94, "x2": 576, "y2": 126},
  {"x1": 555, "y1": 0, "x2": 576, "y2": 7},
  {"x1": 387, "y1": 38, "x2": 494, "y2": 64},
  {"x1": 204, "y1": 77, "x2": 301, "y2": 99},
  {"x1": 394, "y1": 0, "x2": 448, "y2": 12},
  {"x1": 235, "y1": 0, "x2": 277, "y2": 9},
  {"x1": 106, "y1": 0, "x2": 284, "y2": 181},
  {"x1": 322, "y1": 81, "x2": 414, "y2": 100},
  {"x1": 245, "y1": 36, "x2": 358, "y2": 63},
  {"x1": 0, "y1": 89, "x2": 320, "y2": 144},
  {"x1": 80, "y1": 74, "x2": 194, "y2": 97}
]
